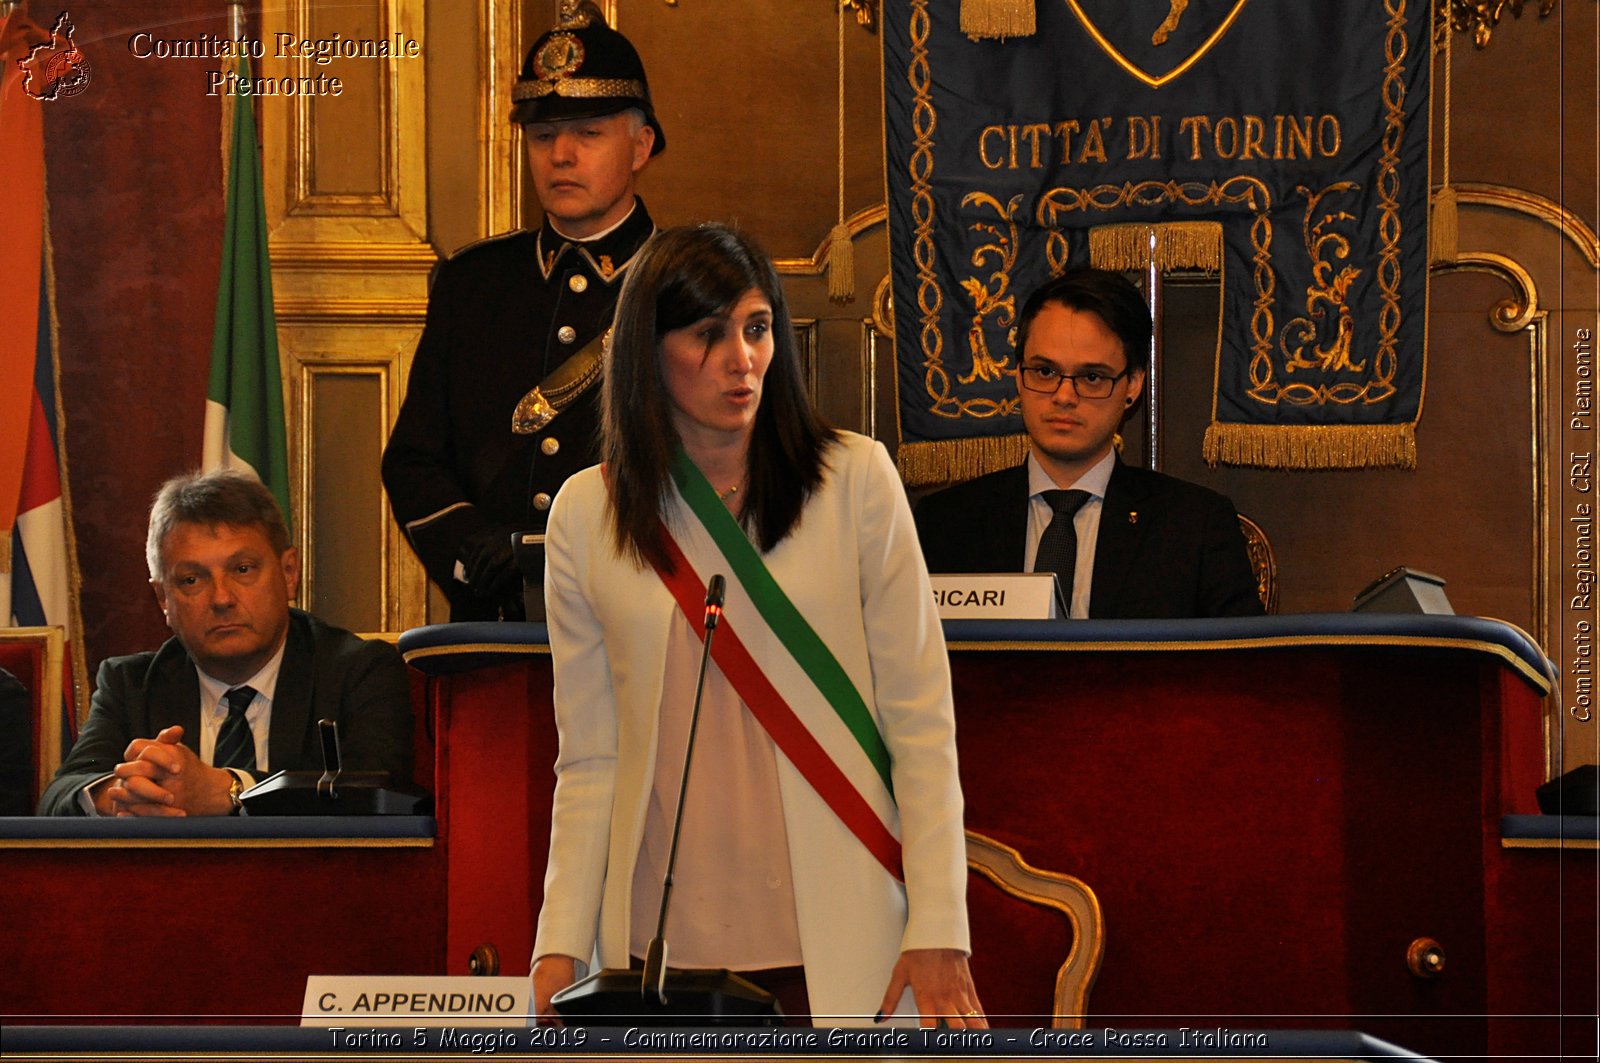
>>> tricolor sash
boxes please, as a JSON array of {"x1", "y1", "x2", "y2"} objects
[{"x1": 646, "y1": 451, "x2": 904, "y2": 882}]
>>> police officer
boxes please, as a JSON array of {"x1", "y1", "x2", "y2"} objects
[{"x1": 382, "y1": 0, "x2": 663, "y2": 621}]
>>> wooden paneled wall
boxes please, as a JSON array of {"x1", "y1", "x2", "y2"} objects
[{"x1": 45, "y1": 3, "x2": 1596, "y2": 768}]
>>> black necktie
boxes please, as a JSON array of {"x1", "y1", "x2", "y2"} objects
[
  {"x1": 214, "y1": 686, "x2": 258, "y2": 772},
  {"x1": 1035, "y1": 489, "x2": 1092, "y2": 607}
]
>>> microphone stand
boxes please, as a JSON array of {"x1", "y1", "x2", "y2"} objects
[
  {"x1": 641, "y1": 573, "x2": 724, "y2": 1002},
  {"x1": 551, "y1": 574, "x2": 781, "y2": 1026}
]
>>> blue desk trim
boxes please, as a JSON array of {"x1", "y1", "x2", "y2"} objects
[
  {"x1": 0, "y1": 815, "x2": 436, "y2": 846},
  {"x1": 401, "y1": 614, "x2": 1551, "y2": 694},
  {"x1": 1500, "y1": 814, "x2": 1600, "y2": 844},
  {"x1": 0, "y1": 1025, "x2": 1436, "y2": 1059}
]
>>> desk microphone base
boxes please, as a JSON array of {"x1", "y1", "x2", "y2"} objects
[{"x1": 551, "y1": 968, "x2": 781, "y2": 1027}]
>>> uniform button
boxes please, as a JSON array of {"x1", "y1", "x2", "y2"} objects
[
  {"x1": 541, "y1": 437, "x2": 561, "y2": 456},
  {"x1": 568, "y1": 274, "x2": 588, "y2": 294},
  {"x1": 557, "y1": 325, "x2": 577, "y2": 344},
  {"x1": 532, "y1": 492, "x2": 553, "y2": 511}
]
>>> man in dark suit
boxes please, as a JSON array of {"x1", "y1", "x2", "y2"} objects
[
  {"x1": 914, "y1": 269, "x2": 1263, "y2": 619},
  {"x1": 382, "y1": 1, "x2": 663, "y2": 621},
  {"x1": 38, "y1": 470, "x2": 412, "y2": 816}
]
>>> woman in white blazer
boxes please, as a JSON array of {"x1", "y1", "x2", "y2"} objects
[{"x1": 530, "y1": 225, "x2": 981, "y2": 1027}]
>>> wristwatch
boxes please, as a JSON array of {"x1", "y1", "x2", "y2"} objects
[{"x1": 226, "y1": 771, "x2": 245, "y2": 815}]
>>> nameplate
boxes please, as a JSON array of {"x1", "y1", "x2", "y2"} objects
[
  {"x1": 302, "y1": 976, "x2": 528, "y2": 1027},
  {"x1": 930, "y1": 573, "x2": 1063, "y2": 620}
]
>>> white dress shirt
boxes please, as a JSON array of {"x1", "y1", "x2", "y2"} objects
[{"x1": 78, "y1": 639, "x2": 287, "y2": 815}]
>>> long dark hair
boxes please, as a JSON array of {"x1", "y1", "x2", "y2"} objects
[{"x1": 601, "y1": 224, "x2": 837, "y2": 571}]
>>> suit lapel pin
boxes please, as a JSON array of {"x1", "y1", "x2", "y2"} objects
[{"x1": 1128, "y1": 511, "x2": 1138, "y2": 524}]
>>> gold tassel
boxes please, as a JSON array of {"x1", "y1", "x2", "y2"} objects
[
  {"x1": 1430, "y1": 184, "x2": 1458, "y2": 265},
  {"x1": 1202, "y1": 423, "x2": 1418, "y2": 470},
  {"x1": 827, "y1": 2, "x2": 854, "y2": 305},
  {"x1": 1429, "y1": 7, "x2": 1458, "y2": 265},
  {"x1": 1089, "y1": 222, "x2": 1223, "y2": 273},
  {"x1": 827, "y1": 222, "x2": 855, "y2": 305},
  {"x1": 896, "y1": 434, "x2": 1030, "y2": 488},
  {"x1": 960, "y1": 0, "x2": 1035, "y2": 40}
]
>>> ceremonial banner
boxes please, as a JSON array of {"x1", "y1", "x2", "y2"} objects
[
  {"x1": 1, "y1": 9, "x2": 87, "y2": 728},
  {"x1": 884, "y1": 1, "x2": 1431, "y2": 480},
  {"x1": 205, "y1": 53, "x2": 291, "y2": 520}
]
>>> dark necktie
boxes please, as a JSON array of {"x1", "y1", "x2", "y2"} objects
[
  {"x1": 214, "y1": 685, "x2": 258, "y2": 772},
  {"x1": 1034, "y1": 489, "x2": 1092, "y2": 608}
]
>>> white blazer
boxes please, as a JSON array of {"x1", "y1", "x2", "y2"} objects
[{"x1": 532, "y1": 432, "x2": 969, "y2": 1024}]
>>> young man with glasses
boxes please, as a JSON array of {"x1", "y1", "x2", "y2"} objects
[{"x1": 913, "y1": 269, "x2": 1263, "y2": 619}]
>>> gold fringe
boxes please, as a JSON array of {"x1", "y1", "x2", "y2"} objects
[
  {"x1": 1430, "y1": 184, "x2": 1458, "y2": 265},
  {"x1": 960, "y1": 0, "x2": 1035, "y2": 40},
  {"x1": 827, "y1": 222, "x2": 855, "y2": 305},
  {"x1": 896, "y1": 434, "x2": 1029, "y2": 488},
  {"x1": 1202, "y1": 423, "x2": 1418, "y2": 470},
  {"x1": 1089, "y1": 222, "x2": 1224, "y2": 273}
]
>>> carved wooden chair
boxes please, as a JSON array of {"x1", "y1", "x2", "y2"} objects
[
  {"x1": 0, "y1": 626, "x2": 65, "y2": 812},
  {"x1": 965, "y1": 829, "x2": 1104, "y2": 1028},
  {"x1": 1237, "y1": 514, "x2": 1278, "y2": 614}
]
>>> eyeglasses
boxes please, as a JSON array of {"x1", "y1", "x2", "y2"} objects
[{"x1": 1017, "y1": 364, "x2": 1130, "y2": 399}]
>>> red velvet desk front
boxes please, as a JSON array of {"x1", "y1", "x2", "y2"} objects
[
  {"x1": 3, "y1": 817, "x2": 444, "y2": 1021},
  {"x1": 400, "y1": 613, "x2": 1584, "y2": 1059},
  {"x1": 6, "y1": 614, "x2": 1585, "y2": 1058}
]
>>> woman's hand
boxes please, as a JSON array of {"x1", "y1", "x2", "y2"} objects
[
  {"x1": 876, "y1": 948, "x2": 986, "y2": 1028},
  {"x1": 531, "y1": 954, "x2": 579, "y2": 1025}
]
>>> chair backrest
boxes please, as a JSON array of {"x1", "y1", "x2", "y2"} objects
[
  {"x1": 0, "y1": 627, "x2": 64, "y2": 812},
  {"x1": 360, "y1": 631, "x2": 434, "y2": 794},
  {"x1": 964, "y1": 829, "x2": 1103, "y2": 1028},
  {"x1": 1237, "y1": 513, "x2": 1279, "y2": 614}
]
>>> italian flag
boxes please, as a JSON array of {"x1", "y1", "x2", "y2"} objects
[{"x1": 204, "y1": 52, "x2": 290, "y2": 521}]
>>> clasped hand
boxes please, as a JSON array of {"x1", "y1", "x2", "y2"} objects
[{"x1": 101, "y1": 725, "x2": 235, "y2": 817}]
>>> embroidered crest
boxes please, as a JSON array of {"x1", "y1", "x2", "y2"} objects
[
  {"x1": 534, "y1": 32, "x2": 584, "y2": 80},
  {"x1": 1063, "y1": 0, "x2": 1250, "y2": 89}
]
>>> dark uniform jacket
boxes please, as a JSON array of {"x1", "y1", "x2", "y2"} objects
[
  {"x1": 37, "y1": 610, "x2": 414, "y2": 815},
  {"x1": 382, "y1": 201, "x2": 655, "y2": 620},
  {"x1": 913, "y1": 459, "x2": 1265, "y2": 619}
]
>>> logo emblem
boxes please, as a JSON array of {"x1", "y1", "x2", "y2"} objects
[
  {"x1": 18, "y1": 11, "x2": 90, "y2": 101},
  {"x1": 534, "y1": 32, "x2": 583, "y2": 80},
  {"x1": 1064, "y1": 0, "x2": 1250, "y2": 90}
]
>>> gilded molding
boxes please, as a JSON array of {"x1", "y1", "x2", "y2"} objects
[
  {"x1": 293, "y1": 362, "x2": 397, "y2": 619},
  {"x1": 1438, "y1": 252, "x2": 1541, "y2": 332},
  {"x1": 870, "y1": 272, "x2": 894, "y2": 338},
  {"x1": 860, "y1": 319, "x2": 882, "y2": 438},
  {"x1": 1453, "y1": 182, "x2": 1600, "y2": 269},
  {"x1": 273, "y1": 298, "x2": 430, "y2": 324},
  {"x1": 482, "y1": 0, "x2": 524, "y2": 236},
  {"x1": 1432, "y1": 255, "x2": 1547, "y2": 706},
  {"x1": 261, "y1": 0, "x2": 429, "y2": 243},
  {"x1": 271, "y1": 242, "x2": 439, "y2": 271},
  {"x1": 774, "y1": 204, "x2": 888, "y2": 275},
  {"x1": 656, "y1": 0, "x2": 876, "y2": 30}
]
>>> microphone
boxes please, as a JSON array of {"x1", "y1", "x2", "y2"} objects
[
  {"x1": 551, "y1": 572, "x2": 780, "y2": 1026},
  {"x1": 238, "y1": 718, "x2": 431, "y2": 816},
  {"x1": 704, "y1": 574, "x2": 725, "y2": 629}
]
